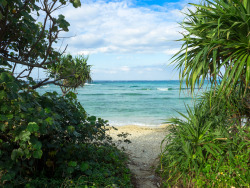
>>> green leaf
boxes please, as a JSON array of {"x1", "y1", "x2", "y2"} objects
[
  {"x1": 27, "y1": 122, "x2": 39, "y2": 133},
  {"x1": 30, "y1": 137, "x2": 42, "y2": 150},
  {"x1": 67, "y1": 167, "x2": 74, "y2": 174},
  {"x1": 0, "y1": 72, "x2": 14, "y2": 82},
  {"x1": 246, "y1": 55, "x2": 250, "y2": 86},
  {"x1": 80, "y1": 162, "x2": 89, "y2": 172},
  {"x1": 1, "y1": 173, "x2": 12, "y2": 182},
  {"x1": 17, "y1": 130, "x2": 31, "y2": 142},
  {"x1": 45, "y1": 117, "x2": 53, "y2": 125},
  {"x1": 0, "y1": 90, "x2": 6, "y2": 99},
  {"x1": 89, "y1": 116, "x2": 96, "y2": 121},
  {"x1": 33, "y1": 150, "x2": 43, "y2": 159},
  {"x1": 11, "y1": 148, "x2": 24, "y2": 160},
  {"x1": 6, "y1": 114, "x2": 13, "y2": 119},
  {"x1": 0, "y1": 0, "x2": 7, "y2": 7},
  {"x1": 0, "y1": 123, "x2": 8, "y2": 131},
  {"x1": 67, "y1": 125, "x2": 75, "y2": 132},
  {"x1": 57, "y1": 14, "x2": 70, "y2": 31},
  {"x1": 44, "y1": 108, "x2": 51, "y2": 113},
  {"x1": 11, "y1": 150, "x2": 18, "y2": 160},
  {"x1": 68, "y1": 161, "x2": 77, "y2": 167},
  {"x1": 72, "y1": 0, "x2": 81, "y2": 8}
]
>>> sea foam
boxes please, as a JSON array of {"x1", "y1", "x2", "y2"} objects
[{"x1": 157, "y1": 88, "x2": 169, "y2": 91}]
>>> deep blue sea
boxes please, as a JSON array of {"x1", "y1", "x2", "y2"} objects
[{"x1": 38, "y1": 80, "x2": 203, "y2": 127}]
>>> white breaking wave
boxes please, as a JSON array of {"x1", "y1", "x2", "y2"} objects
[
  {"x1": 108, "y1": 121, "x2": 160, "y2": 127},
  {"x1": 157, "y1": 88, "x2": 168, "y2": 91}
]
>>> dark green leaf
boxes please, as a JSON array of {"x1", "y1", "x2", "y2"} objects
[
  {"x1": 33, "y1": 150, "x2": 43, "y2": 159},
  {"x1": 80, "y1": 162, "x2": 89, "y2": 172},
  {"x1": 68, "y1": 161, "x2": 77, "y2": 167},
  {"x1": 27, "y1": 122, "x2": 39, "y2": 133}
]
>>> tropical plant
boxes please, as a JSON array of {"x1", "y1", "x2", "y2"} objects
[
  {"x1": 160, "y1": 0, "x2": 250, "y2": 187},
  {"x1": 46, "y1": 54, "x2": 92, "y2": 95},
  {"x1": 173, "y1": 0, "x2": 250, "y2": 97},
  {"x1": 160, "y1": 92, "x2": 250, "y2": 187}
]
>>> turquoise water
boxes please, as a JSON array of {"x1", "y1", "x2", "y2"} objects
[{"x1": 39, "y1": 80, "x2": 202, "y2": 127}]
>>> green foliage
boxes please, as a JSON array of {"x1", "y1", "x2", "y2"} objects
[
  {"x1": 0, "y1": 0, "x2": 72, "y2": 66},
  {"x1": 47, "y1": 54, "x2": 92, "y2": 95},
  {"x1": 159, "y1": 91, "x2": 250, "y2": 187},
  {"x1": 0, "y1": 0, "x2": 87, "y2": 90},
  {"x1": 0, "y1": 0, "x2": 132, "y2": 187},
  {"x1": 172, "y1": 0, "x2": 250, "y2": 97},
  {"x1": 161, "y1": 0, "x2": 250, "y2": 187},
  {"x1": 0, "y1": 71, "x2": 132, "y2": 187}
]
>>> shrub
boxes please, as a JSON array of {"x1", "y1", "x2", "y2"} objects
[
  {"x1": 159, "y1": 92, "x2": 250, "y2": 187},
  {"x1": 0, "y1": 71, "x2": 132, "y2": 187}
]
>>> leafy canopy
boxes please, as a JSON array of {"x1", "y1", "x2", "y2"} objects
[{"x1": 0, "y1": 0, "x2": 90, "y2": 91}]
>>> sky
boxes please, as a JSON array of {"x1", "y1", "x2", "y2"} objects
[{"x1": 52, "y1": 0, "x2": 199, "y2": 80}]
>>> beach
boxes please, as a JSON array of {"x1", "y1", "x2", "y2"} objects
[{"x1": 109, "y1": 125, "x2": 170, "y2": 188}]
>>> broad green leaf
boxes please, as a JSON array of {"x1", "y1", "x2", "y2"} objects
[
  {"x1": 0, "y1": 90, "x2": 6, "y2": 99},
  {"x1": 80, "y1": 162, "x2": 89, "y2": 172},
  {"x1": 0, "y1": 72, "x2": 14, "y2": 82},
  {"x1": 45, "y1": 117, "x2": 53, "y2": 125},
  {"x1": 30, "y1": 137, "x2": 42, "y2": 150},
  {"x1": 89, "y1": 116, "x2": 96, "y2": 121},
  {"x1": 67, "y1": 167, "x2": 74, "y2": 174},
  {"x1": 33, "y1": 150, "x2": 43, "y2": 159},
  {"x1": 68, "y1": 161, "x2": 77, "y2": 167},
  {"x1": 17, "y1": 130, "x2": 31, "y2": 142},
  {"x1": 57, "y1": 14, "x2": 70, "y2": 31},
  {"x1": 72, "y1": 0, "x2": 81, "y2": 8},
  {"x1": 27, "y1": 122, "x2": 39, "y2": 133},
  {"x1": 11, "y1": 148, "x2": 24, "y2": 160}
]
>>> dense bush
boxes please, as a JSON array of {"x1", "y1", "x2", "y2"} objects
[
  {"x1": 0, "y1": 71, "x2": 132, "y2": 187},
  {"x1": 159, "y1": 91, "x2": 250, "y2": 187}
]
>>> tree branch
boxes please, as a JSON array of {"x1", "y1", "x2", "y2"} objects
[{"x1": 2, "y1": 56, "x2": 48, "y2": 69}]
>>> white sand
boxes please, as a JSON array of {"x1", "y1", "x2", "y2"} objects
[{"x1": 108, "y1": 125, "x2": 170, "y2": 188}]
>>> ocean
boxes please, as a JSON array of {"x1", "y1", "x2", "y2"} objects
[{"x1": 38, "y1": 80, "x2": 203, "y2": 127}]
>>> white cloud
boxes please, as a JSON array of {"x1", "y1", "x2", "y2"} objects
[
  {"x1": 164, "y1": 48, "x2": 180, "y2": 55},
  {"x1": 56, "y1": 0, "x2": 192, "y2": 54},
  {"x1": 93, "y1": 64, "x2": 165, "y2": 75},
  {"x1": 91, "y1": 63, "x2": 177, "y2": 80},
  {"x1": 120, "y1": 66, "x2": 130, "y2": 71}
]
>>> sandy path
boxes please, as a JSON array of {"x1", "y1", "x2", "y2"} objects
[{"x1": 108, "y1": 125, "x2": 169, "y2": 188}]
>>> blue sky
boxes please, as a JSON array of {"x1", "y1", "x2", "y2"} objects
[{"x1": 50, "y1": 0, "x2": 199, "y2": 80}]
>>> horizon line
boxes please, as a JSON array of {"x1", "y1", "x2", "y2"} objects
[{"x1": 90, "y1": 80, "x2": 180, "y2": 81}]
